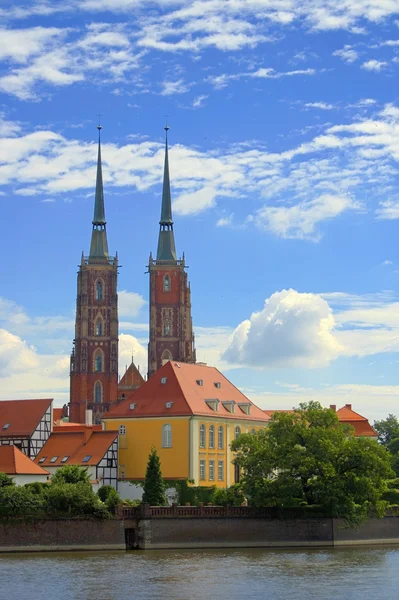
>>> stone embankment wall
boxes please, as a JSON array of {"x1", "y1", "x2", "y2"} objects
[{"x1": 0, "y1": 519, "x2": 125, "y2": 553}]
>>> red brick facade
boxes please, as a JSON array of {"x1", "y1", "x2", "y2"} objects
[
  {"x1": 69, "y1": 255, "x2": 119, "y2": 424},
  {"x1": 147, "y1": 256, "x2": 196, "y2": 378}
]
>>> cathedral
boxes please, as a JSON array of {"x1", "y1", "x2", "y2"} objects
[{"x1": 68, "y1": 126, "x2": 196, "y2": 424}]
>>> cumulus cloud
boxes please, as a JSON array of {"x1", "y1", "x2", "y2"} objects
[
  {"x1": 119, "y1": 333, "x2": 147, "y2": 374},
  {"x1": 118, "y1": 290, "x2": 146, "y2": 317},
  {"x1": 332, "y1": 45, "x2": 359, "y2": 63},
  {"x1": 361, "y1": 59, "x2": 388, "y2": 71},
  {"x1": 223, "y1": 289, "x2": 342, "y2": 368},
  {"x1": 0, "y1": 328, "x2": 39, "y2": 377}
]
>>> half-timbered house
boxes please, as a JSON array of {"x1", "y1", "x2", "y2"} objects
[{"x1": 0, "y1": 399, "x2": 53, "y2": 459}]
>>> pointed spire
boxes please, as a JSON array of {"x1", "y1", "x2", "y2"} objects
[
  {"x1": 157, "y1": 125, "x2": 177, "y2": 261},
  {"x1": 89, "y1": 125, "x2": 109, "y2": 261}
]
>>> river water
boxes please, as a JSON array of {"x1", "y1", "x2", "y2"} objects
[{"x1": 1, "y1": 547, "x2": 398, "y2": 600}]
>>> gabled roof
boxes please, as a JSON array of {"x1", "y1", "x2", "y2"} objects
[
  {"x1": 34, "y1": 430, "x2": 118, "y2": 468},
  {"x1": 0, "y1": 399, "x2": 52, "y2": 438},
  {"x1": 119, "y1": 362, "x2": 145, "y2": 389},
  {"x1": 105, "y1": 361, "x2": 270, "y2": 422},
  {"x1": 0, "y1": 446, "x2": 49, "y2": 476}
]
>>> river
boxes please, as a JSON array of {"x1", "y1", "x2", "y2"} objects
[{"x1": 1, "y1": 547, "x2": 398, "y2": 600}]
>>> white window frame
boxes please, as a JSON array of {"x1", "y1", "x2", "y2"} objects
[
  {"x1": 199, "y1": 424, "x2": 206, "y2": 448},
  {"x1": 218, "y1": 460, "x2": 224, "y2": 481},
  {"x1": 162, "y1": 424, "x2": 172, "y2": 448},
  {"x1": 119, "y1": 424, "x2": 126, "y2": 435},
  {"x1": 209, "y1": 425, "x2": 215, "y2": 449},
  {"x1": 209, "y1": 460, "x2": 215, "y2": 481},
  {"x1": 218, "y1": 425, "x2": 224, "y2": 449},
  {"x1": 235, "y1": 426, "x2": 241, "y2": 440},
  {"x1": 200, "y1": 459, "x2": 206, "y2": 481}
]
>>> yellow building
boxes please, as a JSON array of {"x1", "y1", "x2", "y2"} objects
[{"x1": 103, "y1": 361, "x2": 270, "y2": 487}]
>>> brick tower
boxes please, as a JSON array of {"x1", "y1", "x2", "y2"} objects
[
  {"x1": 148, "y1": 126, "x2": 196, "y2": 378},
  {"x1": 69, "y1": 126, "x2": 119, "y2": 424}
]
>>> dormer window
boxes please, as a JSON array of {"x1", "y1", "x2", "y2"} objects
[
  {"x1": 205, "y1": 398, "x2": 219, "y2": 412},
  {"x1": 38, "y1": 457, "x2": 47, "y2": 464},
  {"x1": 161, "y1": 377, "x2": 168, "y2": 384},
  {"x1": 164, "y1": 274, "x2": 170, "y2": 292},
  {"x1": 2, "y1": 423, "x2": 10, "y2": 430},
  {"x1": 196, "y1": 379, "x2": 203, "y2": 387},
  {"x1": 222, "y1": 401, "x2": 236, "y2": 413},
  {"x1": 214, "y1": 382, "x2": 221, "y2": 389},
  {"x1": 166, "y1": 402, "x2": 173, "y2": 409},
  {"x1": 61, "y1": 456, "x2": 69, "y2": 463},
  {"x1": 50, "y1": 456, "x2": 58, "y2": 463},
  {"x1": 130, "y1": 403, "x2": 136, "y2": 410},
  {"x1": 238, "y1": 402, "x2": 251, "y2": 416}
]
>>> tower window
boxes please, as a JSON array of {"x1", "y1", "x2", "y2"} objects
[
  {"x1": 163, "y1": 320, "x2": 171, "y2": 336},
  {"x1": 95, "y1": 319, "x2": 103, "y2": 336},
  {"x1": 164, "y1": 274, "x2": 170, "y2": 292},
  {"x1": 96, "y1": 280, "x2": 103, "y2": 300},
  {"x1": 94, "y1": 381, "x2": 102, "y2": 403},
  {"x1": 161, "y1": 350, "x2": 172, "y2": 366},
  {"x1": 95, "y1": 352, "x2": 103, "y2": 372}
]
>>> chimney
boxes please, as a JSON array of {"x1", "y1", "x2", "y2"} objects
[
  {"x1": 345, "y1": 404, "x2": 352, "y2": 410},
  {"x1": 85, "y1": 409, "x2": 93, "y2": 426},
  {"x1": 329, "y1": 404, "x2": 336, "y2": 412}
]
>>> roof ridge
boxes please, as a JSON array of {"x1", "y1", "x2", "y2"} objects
[
  {"x1": 337, "y1": 406, "x2": 367, "y2": 420},
  {"x1": 169, "y1": 362, "x2": 194, "y2": 414}
]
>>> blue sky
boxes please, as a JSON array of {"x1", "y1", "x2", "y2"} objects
[{"x1": 1, "y1": 0, "x2": 399, "y2": 421}]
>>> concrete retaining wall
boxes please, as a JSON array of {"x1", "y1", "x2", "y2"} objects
[{"x1": 0, "y1": 519, "x2": 126, "y2": 553}]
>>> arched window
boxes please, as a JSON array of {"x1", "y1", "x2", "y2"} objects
[
  {"x1": 94, "y1": 413, "x2": 101, "y2": 425},
  {"x1": 234, "y1": 426, "x2": 241, "y2": 440},
  {"x1": 95, "y1": 351, "x2": 103, "y2": 372},
  {"x1": 161, "y1": 349, "x2": 172, "y2": 366},
  {"x1": 163, "y1": 320, "x2": 171, "y2": 336},
  {"x1": 209, "y1": 425, "x2": 215, "y2": 449},
  {"x1": 164, "y1": 275, "x2": 170, "y2": 292},
  {"x1": 95, "y1": 319, "x2": 103, "y2": 336},
  {"x1": 199, "y1": 424, "x2": 206, "y2": 448},
  {"x1": 218, "y1": 426, "x2": 224, "y2": 449},
  {"x1": 94, "y1": 381, "x2": 102, "y2": 403},
  {"x1": 96, "y1": 280, "x2": 103, "y2": 301},
  {"x1": 162, "y1": 424, "x2": 172, "y2": 448}
]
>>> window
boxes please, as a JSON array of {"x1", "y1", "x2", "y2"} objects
[
  {"x1": 235, "y1": 426, "x2": 241, "y2": 440},
  {"x1": 200, "y1": 459, "x2": 205, "y2": 481},
  {"x1": 96, "y1": 280, "x2": 103, "y2": 300},
  {"x1": 2, "y1": 423, "x2": 9, "y2": 430},
  {"x1": 164, "y1": 274, "x2": 170, "y2": 292},
  {"x1": 218, "y1": 426, "x2": 224, "y2": 450},
  {"x1": 38, "y1": 457, "x2": 47, "y2": 464},
  {"x1": 94, "y1": 414, "x2": 101, "y2": 425},
  {"x1": 61, "y1": 456, "x2": 69, "y2": 463},
  {"x1": 214, "y1": 382, "x2": 221, "y2": 389},
  {"x1": 166, "y1": 402, "x2": 173, "y2": 409},
  {"x1": 209, "y1": 460, "x2": 215, "y2": 481},
  {"x1": 82, "y1": 455, "x2": 91, "y2": 462},
  {"x1": 119, "y1": 425, "x2": 126, "y2": 435},
  {"x1": 251, "y1": 428, "x2": 256, "y2": 435},
  {"x1": 218, "y1": 460, "x2": 224, "y2": 481},
  {"x1": 94, "y1": 381, "x2": 102, "y2": 403},
  {"x1": 199, "y1": 424, "x2": 206, "y2": 448},
  {"x1": 163, "y1": 320, "x2": 171, "y2": 336},
  {"x1": 162, "y1": 424, "x2": 172, "y2": 448},
  {"x1": 95, "y1": 352, "x2": 103, "y2": 372},
  {"x1": 129, "y1": 403, "x2": 136, "y2": 410},
  {"x1": 209, "y1": 425, "x2": 215, "y2": 449},
  {"x1": 95, "y1": 319, "x2": 103, "y2": 336},
  {"x1": 161, "y1": 377, "x2": 168, "y2": 384},
  {"x1": 196, "y1": 379, "x2": 203, "y2": 386},
  {"x1": 49, "y1": 456, "x2": 58, "y2": 463},
  {"x1": 161, "y1": 350, "x2": 172, "y2": 366}
]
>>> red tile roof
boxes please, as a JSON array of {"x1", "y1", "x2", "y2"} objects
[
  {"x1": 34, "y1": 430, "x2": 118, "y2": 468},
  {"x1": 53, "y1": 423, "x2": 102, "y2": 432},
  {"x1": 105, "y1": 361, "x2": 270, "y2": 422},
  {"x1": 0, "y1": 399, "x2": 52, "y2": 438},
  {"x1": 119, "y1": 362, "x2": 145, "y2": 388},
  {"x1": 0, "y1": 446, "x2": 49, "y2": 476}
]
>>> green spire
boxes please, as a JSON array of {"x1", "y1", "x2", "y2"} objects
[
  {"x1": 89, "y1": 125, "x2": 109, "y2": 261},
  {"x1": 157, "y1": 126, "x2": 177, "y2": 261}
]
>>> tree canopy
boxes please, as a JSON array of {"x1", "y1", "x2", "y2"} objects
[
  {"x1": 142, "y1": 448, "x2": 167, "y2": 506},
  {"x1": 373, "y1": 414, "x2": 399, "y2": 446},
  {"x1": 232, "y1": 401, "x2": 393, "y2": 524}
]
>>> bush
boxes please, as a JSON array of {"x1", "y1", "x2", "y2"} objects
[
  {"x1": 98, "y1": 485, "x2": 121, "y2": 514},
  {"x1": 51, "y1": 465, "x2": 91, "y2": 486},
  {"x1": 46, "y1": 482, "x2": 109, "y2": 518},
  {"x1": 0, "y1": 472, "x2": 15, "y2": 488},
  {"x1": 0, "y1": 485, "x2": 45, "y2": 517},
  {"x1": 24, "y1": 481, "x2": 49, "y2": 495},
  {"x1": 211, "y1": 484, "x2": 245, "y2": 507}
]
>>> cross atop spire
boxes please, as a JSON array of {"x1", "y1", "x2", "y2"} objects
[
  {"x1": 89, "y1": 125, "x2": 109, "y2": 261},
  {"x1": 157, "y1": 124, "x2": 177, "y2": 261}
]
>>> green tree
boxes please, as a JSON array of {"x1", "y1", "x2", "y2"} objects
[
  {"x1": 46, "y1": 482, "x2": 108, "y2": 518},
  {"x1": 142, "y1": 448, "x2": 166, "y2": 506},
  {"x1": 0, "y1": 486, "x2": 45, "y2": 517},
  {"x1": 51, "y1": 465, "x2": 91, "y2": 486},
  {"x1": 211, "y1": 484, "x2": 245, "y2": 507},
  {"x1": 374, "y1": 414, "x2": 399, "y2": 446},
  {"x1": 98, "y1": 485, "x2": 121, "y2": 514},
  {"x1": 232, "y1": 401, "x2": 394, "y2": 524},
  {"x1": 0, "y1": 472, "x2": 15, "y2": 488}
]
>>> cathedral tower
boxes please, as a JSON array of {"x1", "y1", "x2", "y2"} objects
[
  {"x1": 148, "y1": 126, "x2": 196, "y2": 378},
  {"x1": 69, "y1": 126, "x2": 119, "y2": 424}
]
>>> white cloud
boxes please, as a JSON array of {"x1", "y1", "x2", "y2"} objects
[
  {"x1": 192, "y1": 94, "x2": 208, "y2": 108},
  {"x1": 173, "y1": 186, "x2": 218, "y2": 215},
  {"x1": 304, "y1": 101, "x2": 334, "y2": 110},
  {"x1": 361, "y1": 59, "x2": 388, "y2": 71},
  {"x1": 118, "y1": 290, "x2": 146, "y2": 317},
  {"x1": 376, "y1": 199, "x2": 399, "y2": 219},
  {"x1": 160, "y1": 78, "x2": 191, "y2": 96},
  {"x1": 119, "y1": 333, "x2": 147, "y2": 375},
  {"x1": 332, "y1": 45, "x2": 359, "y2": 63},
  {"x1": 223, "y1": 289, "x2": 342, "y2": 368},
  {"x1": 0, "y1": 328, "x2": 39, "y2": 377},
  {"x1": 255, "y1": 194, "x2": 360, "y2": 241},
  {"x1": 216, "y1": 214, "x2": 233, "y2": 227}
]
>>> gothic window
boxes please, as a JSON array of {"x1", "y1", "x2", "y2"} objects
[
  {"x1": 234, "y1": 426, "x2": 241, "y2": 440},
  {"x1": 95, "y1": 351, "x2": 103, "y2": 372},
  {"x1": 161, "y1": 349, "x2": 172, "y2": 366},
  {"x1": 164, "y1": 274, "x2": 170, "y2": 292},
  {"x1": 163, "y1": 320, "x2": 171, "y2": 336},
  {"x1": 218, "y1": 426, "x2": 224, "y2": 449},
  {"x1": 94, "y1": 381, "x2": 102, "y2": 403},
  {"x1": 95, "y1": 319, "x2": 103, "y2": 336},
  {"x1": 162, "y1": 424, "x2": 172, "y2": 448},
  {"x1": 96, "y1": 280, "x2": 103, "y2": 301},
  {"x1": 94, "y1": 413, "x2": 102, "y2": 425},
  {"x1": 199, "y1": 424, "x2": 206, "y2": 448},
  {"x1": 209, "y1": 425, "x2": 215, "y2": 449}
]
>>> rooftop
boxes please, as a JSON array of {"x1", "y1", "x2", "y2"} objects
[
  {"x1": 0, "y1": 446, "x2": 49, "y2": 476},
  {"x1": 0, "y1": 399, "x2": 52, "y2": 438},
  {"x1": 34, "y1": 429, "x2": 118, "y2": 468},
  {"x1": 105, "y1": 361, "x2": 270, "y2": 422}
]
